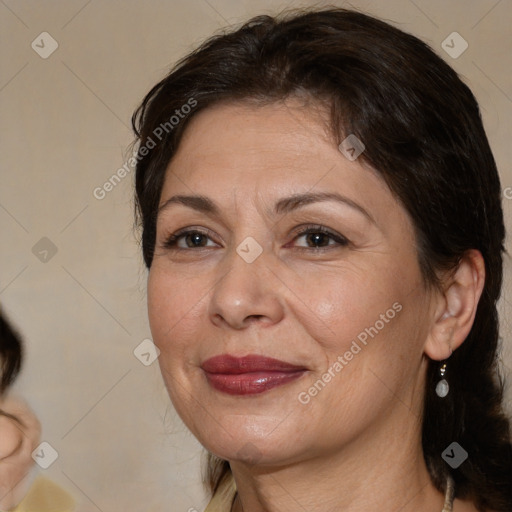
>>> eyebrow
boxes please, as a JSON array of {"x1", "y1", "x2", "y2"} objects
[{"x1": 158, "y1": 191, "x2": 375, "y2": 223}]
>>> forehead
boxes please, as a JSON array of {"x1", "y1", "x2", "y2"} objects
[
  {"x1": 159, "y1": 100, "x2": 407, "y2": 233},
  {"x1": 164, "y1": 101, "x2": 384, "y2": 192},
  {"x1": 172, "y1": 100, "x2": 332, "y2": 173}
]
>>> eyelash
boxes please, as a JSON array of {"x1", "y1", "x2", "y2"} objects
[{"x1": 162, "y1": 224, "x2": 349, "y2": 252}]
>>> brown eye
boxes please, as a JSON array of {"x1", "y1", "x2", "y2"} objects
[
  {"x1": 163, "y1": 229, "x2": 218, "y2": 249},
  {"x1": 292, "y1": 225, "x2": 349, "y2": 250}
]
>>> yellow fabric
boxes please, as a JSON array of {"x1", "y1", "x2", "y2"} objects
[
  {"x1": 9, "y1": 475, "x2": 75, "y2": 512},
  {"x1": 10, "y1": 471, "x2": 235, "y2": 512},
  {"x1": 204, "y1": 472, "x2": 237, "y2": 512}
]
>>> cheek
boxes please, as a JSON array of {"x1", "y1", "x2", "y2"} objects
[
  {"x1": 147, "y1": 269, "x2": 201, "y2": 411},
  {"x1": 300, "y1": 266, "x2": 403, "y2": 355},
  {"x1": 147, "y1": 270, "x2": 166, "y2": 342},
  {"x1": 147, "y1": 267, "x2": 198, "y2": 351},
  {"x1": 301, "y1": 255, "x2": 425, "y2": 388},
  {"x1": 147, "y1": 264, "x2": 219, "y2": 383}
]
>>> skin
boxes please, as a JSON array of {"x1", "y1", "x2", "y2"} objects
[
  {"x1": 0, "y1": 394, "x2": 41, "y2": 510},
  {"x1": 147, "y1": 99, "x2": 485, "y2": 512}
]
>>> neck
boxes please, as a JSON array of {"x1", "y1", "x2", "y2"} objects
[{"x1": 230, "y1": 407, "x2": 446, "y2": 512}]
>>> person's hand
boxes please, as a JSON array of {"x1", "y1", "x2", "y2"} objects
[{"x1": 0, "y1": 395, "x2": 41, "y2": 511}]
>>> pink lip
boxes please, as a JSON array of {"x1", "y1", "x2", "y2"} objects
[{"x1": 201, "y1": 354, "x2": 307, "y2": 395}]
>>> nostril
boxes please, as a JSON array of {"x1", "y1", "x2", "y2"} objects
[{"x1": 246, "y1": 315, "x2": 264, "y2": 322}]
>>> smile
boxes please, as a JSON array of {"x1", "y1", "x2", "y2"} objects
[
  {"x1": 203, "y1": 370, "x2": 307, "y2": 395},
  {"x1": 201, "y1": 354, "x2": 307, "y2": 395}
]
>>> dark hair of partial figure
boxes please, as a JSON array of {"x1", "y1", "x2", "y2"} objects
[
  {"x1": 131, "y1": 7, "x2": 512, "y2": 511},
  {"x1": 0, "y1": 308, "x2": 23, "y2": 396}
]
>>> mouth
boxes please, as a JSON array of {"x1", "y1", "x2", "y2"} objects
[{"x1": 201, "y1": 354, "x2": 307, "y2": 395}]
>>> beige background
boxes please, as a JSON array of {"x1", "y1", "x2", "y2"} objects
[{"x1": 1, "y1": 0, "x2": 511, "y2": 511}]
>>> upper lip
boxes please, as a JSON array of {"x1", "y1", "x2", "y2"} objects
[{"x1": 201, "y1": 354, "x2": 306, "y2": 374}]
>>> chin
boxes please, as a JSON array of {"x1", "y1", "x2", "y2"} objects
[{"x1": 198, "y1": 421, "x2": 305, "y2": 467}]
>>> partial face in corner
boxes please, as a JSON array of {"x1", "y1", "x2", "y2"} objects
[{"x1": 147, "y1": 99, "x2": 435, "y2": 466}]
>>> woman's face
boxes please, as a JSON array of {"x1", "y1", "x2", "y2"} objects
[{"x1": 148, "y1": 99, "x2": 436, "y2": 466}]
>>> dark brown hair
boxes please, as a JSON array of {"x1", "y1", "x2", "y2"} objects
[
  {"x1": 132, "y1": 7, "x2": 512, "y2": 510},
  {"x1": 0, "y1": 308, "x2": 23, "y2": 396}
]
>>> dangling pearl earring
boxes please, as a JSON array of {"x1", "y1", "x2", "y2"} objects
[{"x1": 435, "y1": 361, "x2": 449, "y2": 398}]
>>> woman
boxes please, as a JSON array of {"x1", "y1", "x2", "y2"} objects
[
  {"x1": 0, "y1": 309, "x2": 75, "y2": 512},
  {"x1": 131, "y1": 7, "x2": 512, "y2": 512}
]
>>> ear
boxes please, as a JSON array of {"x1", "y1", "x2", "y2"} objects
[{"x1": 424, "y1": 249, "x2": 486, "y2": 361}]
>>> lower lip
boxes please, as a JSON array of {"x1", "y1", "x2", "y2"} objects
[{"x1": 204, "y1": 370, "x2": 306, "y2": 395}]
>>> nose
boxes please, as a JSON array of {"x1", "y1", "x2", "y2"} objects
[{"x1": 208, "y1": 247, "x2": 285, "y2": 330}]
